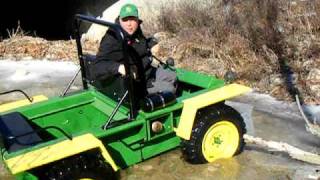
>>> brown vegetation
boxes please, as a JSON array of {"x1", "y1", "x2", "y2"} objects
[
  {"x1": 144, "y1": 0, "x2": 320, "y2": 104},
  {"x1": 0, "y1": 24, "x2": 98, "y2": 62},
  {"x1": 0, "y1": 0, "x2": 319, "y2": 104}
]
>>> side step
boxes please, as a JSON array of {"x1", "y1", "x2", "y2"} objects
[{"x1": 0, "y1": 95, "x2": 48, "y2": 113}]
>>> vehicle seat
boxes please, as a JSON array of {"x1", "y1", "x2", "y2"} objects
[
  {"x1": 83, "y1": 54, "x2": 129, "y2": 104},
  {"x1": 0, "y1": 112, "x2": 42, "y2": 153}
]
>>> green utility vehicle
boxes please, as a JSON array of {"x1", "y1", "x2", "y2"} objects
[{"x1": 0, "y1": 15, "x2": 251, "y2": 180}]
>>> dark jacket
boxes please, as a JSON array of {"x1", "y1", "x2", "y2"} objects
[
  {"x1": 93, "y1": 19, "x2": 157, "y2": 107},
  {"x1": 94, "y1": 21, "x2": 154, "y2": 81}
]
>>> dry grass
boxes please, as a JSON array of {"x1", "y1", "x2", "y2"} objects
[
  {"x1": 0, "y1": 20, "x2": 99, "y2": 61},
  {"x1": 144, "y1": 0, "x2": 320, "y2": 104},
  {"x1": 0, "y1": 23, "x2": 99, "y2": 61},
  {"x1": 0, "y1": 1, "x2": 319, "y2": 104},
  {"x1": 5, "y1": 21, "x2": 25, "y2": 39}
]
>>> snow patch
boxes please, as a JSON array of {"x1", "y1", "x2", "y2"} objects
[
  {"x1": 235, "y1": 92, "x2": 320, "y2": 123},
  {"x1": 0, "y1": 59, "x2": 78, "y2": 82}
]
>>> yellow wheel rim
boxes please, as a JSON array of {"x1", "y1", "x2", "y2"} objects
[{"x1": 202, "y1": 121, "x2": 240, "y2": 162}]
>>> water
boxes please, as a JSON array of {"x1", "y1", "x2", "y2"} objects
[
  {"x1": 119, "y1": 149, "x2": 293, "y2": 180},
  {"x1": 0, "y1": 60, "x2": 82, "y2": 102},
  {"x1": 1, "y1": 60, "x2": 320, "y2": 179},
  {"x1": 118, "y1": 110, "x2": 320, "y2": 180}
]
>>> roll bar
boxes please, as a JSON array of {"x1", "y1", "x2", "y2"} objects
[
  {"x1": 74, "y1": 14, "x2": 136, "y2": 119},
  {"x1": 0, "y1": 89, "x2": 33, "y2": 103}
]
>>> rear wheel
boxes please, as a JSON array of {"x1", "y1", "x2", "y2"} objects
[
  {"x1": 181, "y1": 104, "x2": 246, "y2": 164},
  {"x1": 37, "y1": 152, "x2": 116, "y2": 180}
]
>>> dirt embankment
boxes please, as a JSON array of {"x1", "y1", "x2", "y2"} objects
[
  {"x1": 0, "y1": 34, "x2": 97, "y2": 62},
  {"x1": 144, "y1": 0, "x2": 320, "y2": 105},
  {"x1": 0, "y1": 0, "x2": 319, "y2": 105}
]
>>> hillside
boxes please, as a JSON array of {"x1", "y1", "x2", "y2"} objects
[{"x1": 0, "y1": 0, "x2": 319, "y2": 105}]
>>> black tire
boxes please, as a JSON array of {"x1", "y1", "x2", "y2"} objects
[
  {"x1": 181, "y1": 104, "x2": 246, "y2": 164},
  {"x1": 38, "y1": 152, "x2": 116, "y2": 180}
]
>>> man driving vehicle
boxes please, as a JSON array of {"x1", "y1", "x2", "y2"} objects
[{"x1": 93, "y1": 3, "x2": 177, "y2": 98}]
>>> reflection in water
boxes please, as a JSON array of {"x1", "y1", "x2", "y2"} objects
[
  {"x1": 209, "y1": 158, "x2": 240, "y2": 179},
  {"x1": 120, "y1": 149, "x2": 240, "y2": 180}
]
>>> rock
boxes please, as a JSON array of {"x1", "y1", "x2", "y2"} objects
[
  {"x1": 306, "y1": 68, "x2": 320, "y2": 98},
  {"x1": 269, "y1": 74, "x2": 283, "y2": 87},
  {"x1": 153, "y1": 32, "x2": 173, "y2": 42}
]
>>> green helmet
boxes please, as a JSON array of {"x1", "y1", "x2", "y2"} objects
[{"x1": 119, "y1": 3, "x2": 139, "y2": 19}]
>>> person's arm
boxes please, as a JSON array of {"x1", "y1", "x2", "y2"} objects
[
  {"x1": 94, "y1": 31, "x2": 125, "y2": 78},
  {"x1": 131, "y1": 38, "x2": 154, "y2": 69}
]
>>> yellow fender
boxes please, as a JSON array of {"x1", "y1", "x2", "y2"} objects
[
  {"x1": 0, "y1": 95, "x2": 48, "y2": 113},
  {"x1": 175, "y1": 83, "x2": 251, "y2": 140},
  {"x1": 4, "y1": 134, "x2": 119, "y2": 174}
]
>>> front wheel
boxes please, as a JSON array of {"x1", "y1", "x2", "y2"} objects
[{"x1": 181, "y1": 104, "x2": 246, "y2": 164}]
